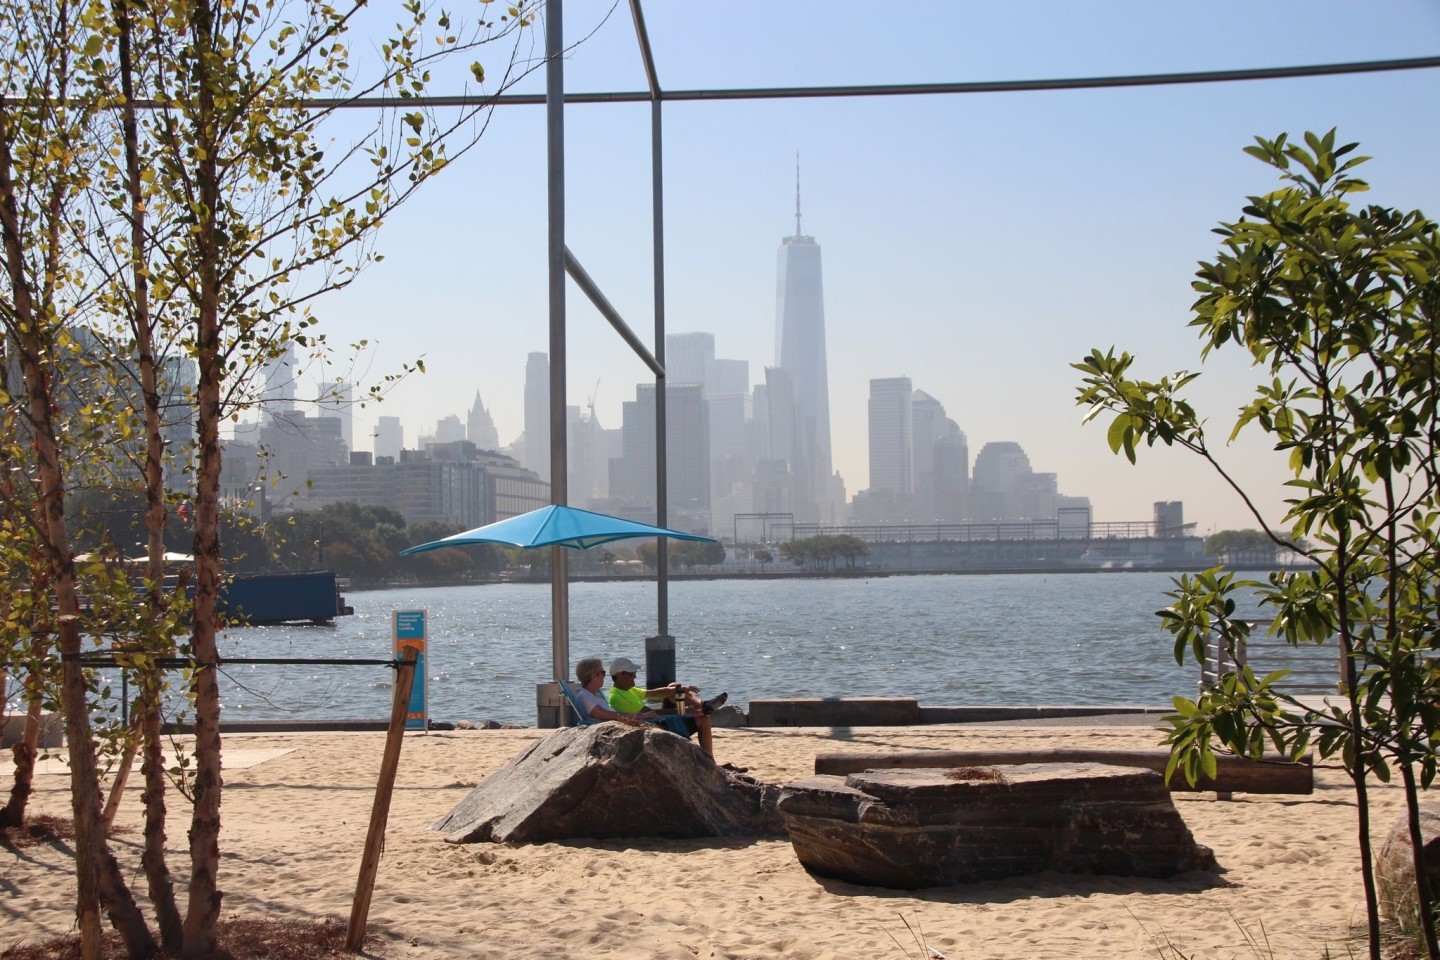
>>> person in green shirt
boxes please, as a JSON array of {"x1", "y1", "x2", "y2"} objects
[{"x1": 606, "y1": 656, "x2": 727, "y2": 757}]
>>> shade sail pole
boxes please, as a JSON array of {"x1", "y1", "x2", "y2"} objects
[
  {"x1": 652, "y1": 94, "x2": 668, "y2": 638},
  {"x1": 545, "y1": 0, "x2": 569, "y2": 685}
]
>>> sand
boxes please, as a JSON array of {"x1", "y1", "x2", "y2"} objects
[{"x1": 1, "y1": 721, "x2": 1399, "y2": 959}]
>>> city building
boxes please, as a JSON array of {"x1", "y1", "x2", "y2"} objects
[
  {"x1": 608, "y1": 382, "x2": 710, "y2": 531},
  {"x1": 911, "y1": 389, "x2": 967, "y2": 523},
  {"x1": 774, "y1": 169, "x2": 834, "y2": 523},
  {"x1": 315, "y1": 378, "x2": 355, "y2": 453},
  {"x1": 467, "y1": 392, "x2": 500, "y2": 452},
  {"x1": 523, "y1": 351, "x2": 550, "y2": 480},
  {"x1": 374, "y1": 415, "x2": 403, "y2": 461},
  {"x1": 665, "y1": 332, "x2": 713, "y2": 389},
  {"x1": 261, "y1": 343, "x2": 299, "y2": 414},
  {"x1": 867, "y1": 376, "x2": 914, "y2": 515},
  {"x1": 302, "y1": 441, "x2": 548, "y2": 527}
]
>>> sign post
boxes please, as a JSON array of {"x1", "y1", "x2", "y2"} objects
[{"x1": 391, "y1": 609, "x2": 428, "y2": 732}]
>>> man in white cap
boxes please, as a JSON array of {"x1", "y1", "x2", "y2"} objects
[{"x1": 606, "y1": 655, "x2": 726, "y2": 757}]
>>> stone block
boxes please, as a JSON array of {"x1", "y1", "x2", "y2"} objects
[{"x1": 778, "y1": 762, "x2": 1215, "y2": 888}]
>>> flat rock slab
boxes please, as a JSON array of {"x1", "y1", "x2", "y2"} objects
[
  {"x1": 434, "y1": 723, "x2": 784, "y2": 844},
  {"x1": 778, "y1": 761, "x2": 1216, "y2": 889}
]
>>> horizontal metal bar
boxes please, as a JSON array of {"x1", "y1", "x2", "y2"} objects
[
  {"x1": 10, "y1": 56, "x2": 1435, "y2": 113},
  {"x1": 68, "y1": 655, "x2": 399, "y2": 668},
  {"x1": 289, "y1": 54, "x2": 1440, "y2": 109}
]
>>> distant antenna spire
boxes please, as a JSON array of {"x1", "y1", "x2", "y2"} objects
[{"x1": 794, "y1": 152, "x2": 803, "y2": 237}]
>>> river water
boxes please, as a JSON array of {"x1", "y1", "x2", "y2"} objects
[{"x1": 201, "y1": 571, "x2": 1261, "y2": 727}]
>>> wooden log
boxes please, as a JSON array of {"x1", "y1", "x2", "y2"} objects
[
  {"x1": 812, "y1": 747, "x2": 1313, "y2": 795},
  {"x1": 345, "y1": 648, "x2": 418, "y2": 953}
]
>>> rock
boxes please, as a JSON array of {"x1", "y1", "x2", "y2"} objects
[
  {"x1": 433, "y1": 723, "x2": 785, "y2": 844},
  {"x1": 708, "y1": 704, "x2": 747, "y2": 728},
  {"x1": 1377, "y1": 803, "x2": 1440, "y2": 941},
  {"x1": 777, "y1": 762, "x2": 1216, "y2": 889}
]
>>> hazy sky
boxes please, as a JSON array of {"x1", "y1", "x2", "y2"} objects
[{"x1": 301, "y1": 1, "x2": 1440, "y2": 536}]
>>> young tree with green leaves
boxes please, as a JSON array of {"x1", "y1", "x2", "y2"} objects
[
  {"x1": 5, "y1": 0, "x2": 541, "y2": 955},
  {"x1": 0, "y1": 4, "x2": 158, "y2": 954},
  {"x1": 1075, "y1": 130, "x2": 1440, "y2": 960},
  {"x1": 116, "y1": 2, "x2": 537, "y2": 951}
]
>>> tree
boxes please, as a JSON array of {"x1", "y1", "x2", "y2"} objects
[
  {"x1": 0, "y1": 5, "x2": 158, "y2": 953},
  {"x1": 4, "y1": 2, "x2": 539, "y2": 956},
  {"x1": 1202, "y1": 529, "x2": 1276, "y2": 564},
  {"x1": 1074, "y1": 130, "x2": 1440, "y2": 960}
]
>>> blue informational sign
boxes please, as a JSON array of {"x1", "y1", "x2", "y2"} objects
[{"x1": 391, "y1": 609, "x2": 428, "y2": 731}]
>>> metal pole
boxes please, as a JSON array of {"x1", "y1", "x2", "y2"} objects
[
  {"x1": 546, "y1": 0, "x2": 569, "y2": 687},
  {"x1": 651, "y1": 96, "x2": 668, "y2": 639}
]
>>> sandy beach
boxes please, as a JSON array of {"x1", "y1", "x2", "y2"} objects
[{"x1": 2, "y1": 721, "x2": 1396, "y2": 959}]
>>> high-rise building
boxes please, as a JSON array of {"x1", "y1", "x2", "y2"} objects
[
  {"x1": 315, "y1": 378, "x2": 354, "y2": 452},
  {"x1": 911, "y1": 390, "x2": 968, "y2": 522},
  {"x1": 665, "y1": 332, "x2": 714, "y2": 389},
  {"x1": 433, "y1": 414, "x2": 465, "y2": 444},
  {"x1": 867, "y1": 376, "x2": 914, "y2": 504},
  {"x1": 468, "y1": 392, "x2": 500, "y2": 452},
  {"x1": 374, "y1": 416, "x2": 403, "y2": 462},
  {"x1": 609, "y1": 383, "x2": 710, "y2": 531},
  {"x1": 523, "y1": 351, "x2": 550, "y2": 480},
  {"x1": 261, "y1": 344, "x2": 299, "y2": 415},
  {"x1": 774, "y1": 165, "x2": 833, "y2": 522}
]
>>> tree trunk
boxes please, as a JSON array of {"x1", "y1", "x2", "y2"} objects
[
  {"x1": 1, "y1": 108, "x2": 157, "y2": 960},
  {"x1": 0, "y1": 655, "x2": 46, "y2": 828},
  {"x1": 182, "y1": 4, "x2": 227, "y2": 952},
  {"x1": 1401, "y1": 763, "x2": 1440, "y2": 959},
  {"x1": 113, "y1": 0, "x2": 185, "y2": 947}
]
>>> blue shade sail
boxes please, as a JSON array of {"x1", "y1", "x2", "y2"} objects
[{"x1": 399, "y1": 504, "x2": 718, "y2": 554}]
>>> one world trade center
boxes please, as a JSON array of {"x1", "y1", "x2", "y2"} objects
[{"x1": 774, "y1": 164, "x2": 834, "y2": 523}]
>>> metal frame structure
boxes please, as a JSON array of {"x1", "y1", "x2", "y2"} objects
[
  {"x1": 535, "y1": 3, "x2": 1440, "y2": 722},
  {"x1": 49, "y1": 3, "x2": 1428, "y2": 720}
]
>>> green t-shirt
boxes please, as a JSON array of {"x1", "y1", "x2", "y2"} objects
[{"x1": 608, "y1": 685, "x2": 647, "y2": 714}]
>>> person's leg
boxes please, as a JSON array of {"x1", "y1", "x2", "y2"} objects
[{"x1": 696, "y1": 715, "x2": 713, "y2": 757}]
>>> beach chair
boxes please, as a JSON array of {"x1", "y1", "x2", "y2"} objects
[
  {"x1": 557, "y1": 679, "x2": 598, "y2": 726},
  {"x1": 557, "y1": 679, "x2": 697, "y2": 740}
]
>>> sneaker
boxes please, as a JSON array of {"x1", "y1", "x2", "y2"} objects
[{"x1": 701, "y1": 692, "x2": 728, "y2": 715}]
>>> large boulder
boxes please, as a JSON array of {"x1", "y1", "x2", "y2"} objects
[
  {"x1": 1377, "y1": 804, "x2": 1440, "y2": 942},
  {"x1": 778, "y1": 762, "x2": 1216, "y2": 889},
  {"x1": 434, "y1": 723, "x2": 784, "y2": 844}
]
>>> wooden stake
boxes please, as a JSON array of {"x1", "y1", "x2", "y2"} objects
[{"x1": 345, "y1": 648, "x2": 418, "y2": 953}]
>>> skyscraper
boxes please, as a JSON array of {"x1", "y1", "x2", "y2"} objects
[
  {"x1": 523, "y1": 352, "x2": 550, "y2": 480},
  {"x1": 868, "y1": 376, "x2": 914, "y2": 500},
  {"x1": 374, "y1": 416, "x2": 403, "y2": 462},
  {"x1": 467, "y1": 392, "x2": 500, "y2": 452},
  {"x1": 774, "y1": 163, "x2": 833, "y2": 522}
]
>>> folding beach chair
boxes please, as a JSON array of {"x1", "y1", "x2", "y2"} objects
[{"x1": 557, "y1": 679, "x2": 599, "y2": 726}]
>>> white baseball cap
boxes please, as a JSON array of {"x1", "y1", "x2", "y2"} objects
[{"x1": 609, "y1": 656, "x2": 642, "y2": 675}]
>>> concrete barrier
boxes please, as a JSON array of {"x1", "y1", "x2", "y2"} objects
[
  {"x1": 916, "y1": 705, "x2": 1166, "y2": 724},
  {"x1": 747, "y1": 697, "x2": 920, "y2": 727},
  {"x1": 1, "y1": 712, "x2": 63, "y2": 749}
]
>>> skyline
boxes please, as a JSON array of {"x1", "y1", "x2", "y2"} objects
[{"x1": 294, "y1": 2, "x2": 1440, "y2": 535}]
